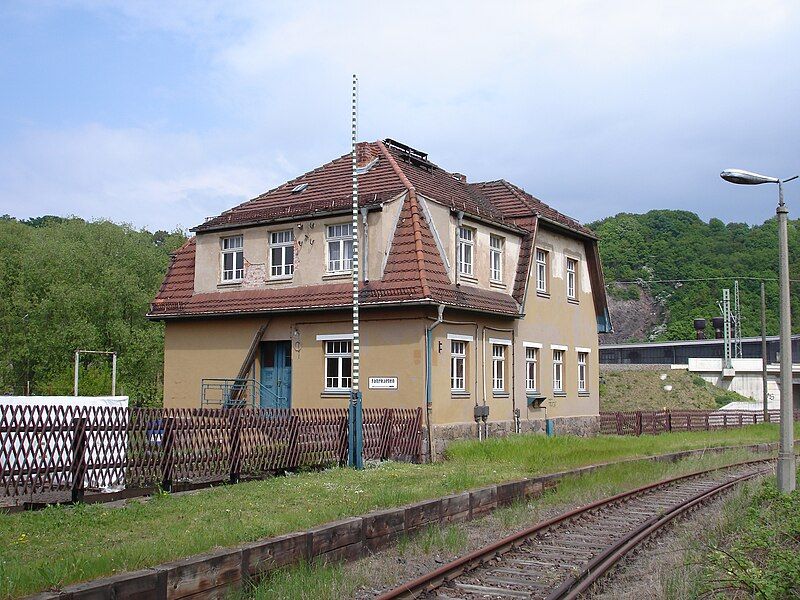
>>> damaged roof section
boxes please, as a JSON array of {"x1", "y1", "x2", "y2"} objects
[{"x1": 150, "y1": 138, "x2": 609, "y2": 325}]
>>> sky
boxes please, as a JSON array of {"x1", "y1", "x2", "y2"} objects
[{"x1": 0, "y1": 1, "x2": 798, "y2": 232}]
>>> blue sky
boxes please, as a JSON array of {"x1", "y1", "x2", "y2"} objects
[{"x1": 1, "y1": 1, "x2": 798, "y2": 231}]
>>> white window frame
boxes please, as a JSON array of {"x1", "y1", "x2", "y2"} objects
[
  {"x1": 567, "y1": 257, "x2": 577, "y2": 300},
  {"x1": 525, "y1": 347, "x2": 539, "y2": 392},
  {"x1": 326, "y1": 223, "x2": 353, "y2": 274},
  {"x1": 578, "y1": 351, "x2": 588, "y2": 392},
  {"x1": 489, "y1": 234, "x2": 503, "y2": 282},
  {"x1": 221, "y1": 235, "x2": 244, "y2": 282},
  {"x1": 451, "y1": 340, "x2": 467, "y2": 392},
  {"x1": 457, "y1": 226, "x2": 474, "y2": 277},
  {"x1": 536, "y1": 248, "x2": 548, "y2": 293},
  {"x1": 324, "y1": 339, "x2": 352, "y2": 391},
  {"x1": 492, "y1": 344, "x2": 505, "y2": 392},
  {"x1": 553, "y1": 349, "x2": 564, "y2": 393},
  {"x1": 270, "y1": 229, "x2": 295, "y2": 278}
]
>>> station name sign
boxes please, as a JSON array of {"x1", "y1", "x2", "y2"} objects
[{"x1": 368, "y1": 377, "x2": 398, "y2": 390}]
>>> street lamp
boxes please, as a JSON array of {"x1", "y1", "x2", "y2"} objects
[{"x1": 721, "y1": 168, "x2": 798, "y2": 493}]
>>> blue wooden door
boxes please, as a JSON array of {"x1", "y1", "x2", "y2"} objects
[{"x1": 260, "y1": 341, "x2": 292, "y2": 409}]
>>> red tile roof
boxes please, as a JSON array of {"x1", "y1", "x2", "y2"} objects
[{"x1": 149, "y1": 139, "x2": 606, "y2": 322}]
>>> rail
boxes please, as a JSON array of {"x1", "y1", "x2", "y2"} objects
[{"x1": 377, "y1": 457, "x2": 774, "y2": 599}]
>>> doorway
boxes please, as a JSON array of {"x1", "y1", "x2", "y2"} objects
[{"x1": 260, "y1": 341, "x2": 292, "y2": 409}]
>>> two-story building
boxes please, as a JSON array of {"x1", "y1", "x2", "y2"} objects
[{"x1": 148, "y1": 139, "x2": 612, "y2": 458}]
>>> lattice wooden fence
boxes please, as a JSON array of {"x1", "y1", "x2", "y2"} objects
[
  {"x1": 600, "y1": 409, "x2": 800, "y2": 436},
  {"x1": 0, "y1": 405, "x2": 422, "y2": 506}
]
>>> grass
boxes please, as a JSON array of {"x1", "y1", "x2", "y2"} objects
[
  {"x1": 664, "y1": 469, "x2": 800, "y2": 599},
  {"x1": 0, "y1": 424, "x2": 783, "y2": 598},
  {"x1": 599, "y1": 368, "x2": 752, "y2": 411},
  {"x1": 242, "y1": 447, "x2": 771, "y2": 599}
]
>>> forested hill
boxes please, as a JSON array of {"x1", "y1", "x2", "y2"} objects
[
  {"x1": 588, "y1": 210, "x2": 800, "y2": 343},
  {"x1": 0, "y1": 216, "x2": 186, "y2": 404}
]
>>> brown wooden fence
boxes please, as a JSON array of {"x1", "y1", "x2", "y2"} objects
[
  {"x1": 0, "y1": 405, "x2": 422, "y2": 506},
  {"x1": 600, "y1": 409, "x2": 800, "y2": 436}
]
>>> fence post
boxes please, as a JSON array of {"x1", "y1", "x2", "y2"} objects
[
  {"x1": 666, "y1": 410, "x2": 672, "y2": 433},
  {"x1": 381, "y1": 408, "x2": 393, "y2": 460},
  {"x1": 635, "y1": 411, "x2": 643, "y2": 436},
  {"x1": 228, "y1": 409, "x2": 242, "y2": 484},
  {"x1": 160, "y1": 416, "x2": 176, "y2": 492},
  {"x1": 70, "y1": 417, "x2": 87, "y2": 503},
  {"x1": 705, "y1": 413, "x2": 710, "y2": 430},
  {"x1": 615, "y1": 412, "x2": 622, "y2": 435},
  {"x1": 723, "y1": 413, "x2": 728, "y2": 429}
]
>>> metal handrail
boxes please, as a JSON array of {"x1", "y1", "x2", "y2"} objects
[{"x1": 200, "y1": 378, "x2": 286, "y2": 409}]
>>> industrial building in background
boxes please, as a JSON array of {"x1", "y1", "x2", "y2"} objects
[{"x1": 148, "y1": 138, "x2": 612, "y2": 459}]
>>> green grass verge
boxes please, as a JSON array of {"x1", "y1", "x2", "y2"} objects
[
  {"x1": 241, "y1": 447, "x2": 770, "y2": 599},
  {"x1": 664, "y1": 468, "x2": 800, "y2": 599},
  {"x1": 0, "y1": 424, "x2": 782, "y2": 598}
]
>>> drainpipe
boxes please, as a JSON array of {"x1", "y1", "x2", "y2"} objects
[
  {"x1": 361, "y1": 207, "x2": 369, "y2": 282},
  {"x1": 425, "y1": 305, "x2": 445, "y2": 462},
  {"x1": 455, "y1": 211, "x2": 464, "y2": 287}
]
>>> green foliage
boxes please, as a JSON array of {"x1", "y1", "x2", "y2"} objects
[
  {"x1": 588, "y1": 210, "x2": 800, "y2": 340},
  {"x1": 698, "y1": 477, "x2": 800, "y2": 599},
  {"x1": 0, "y1": 216, "x2": 185, "y2": 405}
]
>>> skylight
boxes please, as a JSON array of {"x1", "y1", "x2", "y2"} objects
[{"x1": 291, "y1": 183, "x2": 308, "y2": 193}]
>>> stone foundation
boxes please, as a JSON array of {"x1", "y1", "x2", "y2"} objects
[{"x1": 425, "y1": 415, "x2": 600, "y2": 461}]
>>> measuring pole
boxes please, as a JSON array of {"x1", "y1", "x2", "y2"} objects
[
  {"x1": 348, "y1": 74, "x2": 364, "y2": 469},
  {"x1": 761, "y1": 281, "x2": 768, "y2": 422}
]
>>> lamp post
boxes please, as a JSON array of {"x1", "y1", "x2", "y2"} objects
[{"x1": 721, "y1": 168, "x2": 798, "y2": 492}]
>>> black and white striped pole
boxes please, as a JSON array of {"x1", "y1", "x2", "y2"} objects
[{"x1": 348, "y1": 74, "x2": 364, "y2": 469}]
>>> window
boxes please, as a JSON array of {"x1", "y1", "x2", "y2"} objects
[
  {"x1": 567, "y1": 258, "x2": 577, "y2": 300},
  {"x1": 536, "y1": 249, "x2": 548, "y2": 293},
  {"x1": 457, "y1": 226, "x2": 474, "y2": 276},
  {"x1": 525, "y1": 347, "x2": 539, "y2": 391},
  {"x1": 553, "y1": 349, "x2": 564, "y2": 393},
  {"x1": 490, "y1": 235, "x2": 503, "y2": 282},
  {"x1": 270, "y1": 230, "x2": 295, "y2": 278},
  {"x1": 492, "y1": 344, "x2": 505, "y2": 391},
  {"x1": 324, "y1": 340, "x2": 352, "y2": 390},
  {"x1": 221, "y1": 235, "x2": 244, "y2": 282},
  {"x1": 327, "y1": 223, "x2": 353, "y2": 273},
  {"x1": 578, "y1": 352, "x2": 588, "y2": 392},
  {"x1": 451, "y1": 341, "x2": 466, "y2": 392}
]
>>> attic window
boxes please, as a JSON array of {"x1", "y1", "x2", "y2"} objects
[{"x1": 292, "y1": 183, "x2": 308, "y2": 194}]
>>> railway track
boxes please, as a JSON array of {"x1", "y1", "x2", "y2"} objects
[{"x1": 376, "y1": 458, "x2": 774, "y2": 600}]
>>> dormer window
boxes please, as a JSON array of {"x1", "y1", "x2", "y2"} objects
[
  {"x1": 457, "y1": 226, "x2": 474, "y2": 276},
  {"x1": 490, "y1": 235, "x2": 504, "y2": 282},
  {"x1": 221, "y1": 235, "x2": 244, "y2": 282},
  {"x1": 270, "y1": 230, "x2": 295, "y2": 278},
  {"x1": 327, "y1": 223, "x2": 353, "y2": 273}
]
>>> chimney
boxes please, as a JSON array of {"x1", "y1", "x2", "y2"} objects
[
  {"x1": 693, "y1": 318, "x2": 707, "y2": 340},
  {"x1": 356, "y1": 142, "x2": 379, "y2": 168},
  {"x1": 711, "y1": 317, "x2": 725, "y2": 339}
]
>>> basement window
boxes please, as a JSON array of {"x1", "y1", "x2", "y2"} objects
[{"x1": 221, "y1": 235, "x2": 244, "y2": 282}]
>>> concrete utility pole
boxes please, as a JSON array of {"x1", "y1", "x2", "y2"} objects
[
  {"x1": 761, "y1": 281, "x2": 768, "y2": 422},
  {"x1": 721, "y1": 168, "x2": 797, "y2": 493}
]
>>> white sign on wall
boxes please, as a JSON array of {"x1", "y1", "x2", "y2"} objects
[{"x1": 369, "y1": 377, "x2": 398, "y2": 390}]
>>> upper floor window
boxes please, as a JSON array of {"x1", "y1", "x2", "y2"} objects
[
  {"x1": 553, "y1": 349, "x2": 564, "y2": 393},
  {"x1": 489, "y1": 235, "x2": 504, "y2": 282},
  {"x1": 221, "y1": 235, "x2": 244, "y2": 282},
  {"x1": 525, "y1": 346, "x2": 539, "y2": 392},
  {"x1": 327, "y1": 223, "x2": 353, "y2": 273},
  {"x1": 567, "y1": 258, "x2": 578, "y2": 300},
  {"x1": 492, "y1": 344, "x2": 506, "y2": 392},
  {"x1": 451, "y1": 340, "x2": 466, "y2": 392},
  {"x1": 578, "y1": 351, "x2": 588, "y2": 392},
  {"x1": 270, "y1": 230, "x2": 295, "y2": 278},
  {"x1": 457, "y1": 226, "x2": 474, "y2": 277},
  {"x1": 536, "y1": 248, "x2": 548, "y2": 293}
]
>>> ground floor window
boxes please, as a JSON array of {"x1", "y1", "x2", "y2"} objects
[
  {"x1": 325, "y1": 340, "x2": 352, "y2": 390},
  {"x1": 451, "y1": 340, "x2": 466, "y2": 392},
  {"x1": 578, "y1": 351, "x2": 588, "y2": 392},
  {"x1": 525, "y1": 347, "x2": 538, "y2": 391},
  {"x1": 492, "y1": 344, "x2": 505, "y2": 391},
  {"x1": 553, "y1": 349, "x2": 564, "y2": 393}
]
